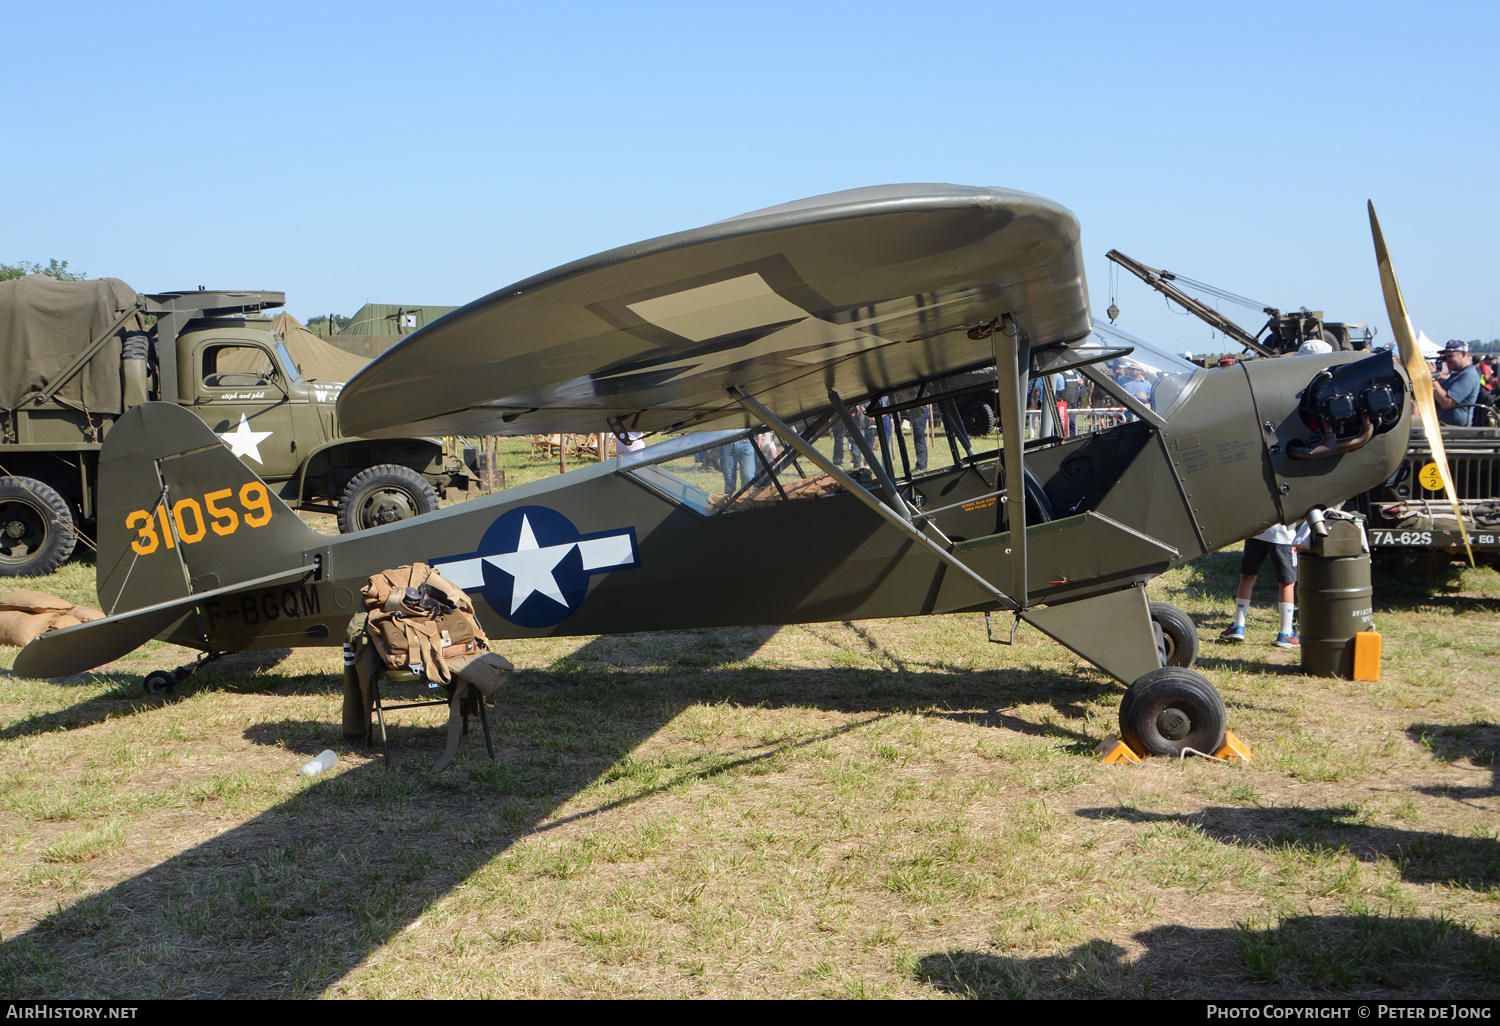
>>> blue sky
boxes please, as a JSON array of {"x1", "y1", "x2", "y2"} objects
[{"x1": 6, "y1": 1, "x2": 1496, "y2": 351}]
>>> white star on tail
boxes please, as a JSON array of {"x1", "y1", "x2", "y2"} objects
[
  {"x1": 487, "y1": 514, "x2": 572, "y2": 615},
  {"x1": 217, "y1": 414, "x2": 273, "y2": 464}
]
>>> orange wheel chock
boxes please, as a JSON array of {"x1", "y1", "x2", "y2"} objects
[
  {"x1": 1096, "y1": 735, "x2": 1142, "y2": 764},
  {"x1": 1213, "y1": 731, "x2": 1252, "y2": 763},
  {"x1": 1097, "y1": 731, "x2": 1252, "y2": 764}
]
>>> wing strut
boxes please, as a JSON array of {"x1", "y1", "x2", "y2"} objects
[
  {"x1": 728, "y1": 388, "x2": 1017, "y2": 612},
  {"x1": 828, "y1": 391, "x2": 909, "y2": 521},
  {"x1": 994, "y1": 316, "x2": 1030, "y2": 609}
]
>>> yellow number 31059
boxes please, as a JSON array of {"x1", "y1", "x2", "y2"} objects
[{"x1": 127, "y1": 482, "x2": 273, "y2": 555}]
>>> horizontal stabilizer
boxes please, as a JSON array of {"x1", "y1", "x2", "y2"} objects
[{"x1": 14, "y1": 564, "x2": 318, "y2": 679}]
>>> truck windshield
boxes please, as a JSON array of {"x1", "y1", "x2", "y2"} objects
[{"x1": 275, "y1": 340, "x2": 304, "y2": 383}]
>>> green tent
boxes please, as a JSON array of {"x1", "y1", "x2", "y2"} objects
[{"x1": 327, "y1": 303, "x2": 459, "y2": 358}]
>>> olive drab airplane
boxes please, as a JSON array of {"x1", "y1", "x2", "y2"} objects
[{"x1": 16, "y1": 185, "x2": 1418, "y2": 757}]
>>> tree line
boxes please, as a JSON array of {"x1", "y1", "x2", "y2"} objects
[{"x1": 1, "y1": 259, "x2": 85, "y2": 282}]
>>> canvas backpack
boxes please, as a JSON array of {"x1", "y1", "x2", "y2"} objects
[{"x1": 361, "y1": 563, "x2": 488, "y2": 683}]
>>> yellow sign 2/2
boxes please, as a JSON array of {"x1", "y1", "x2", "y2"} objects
[
  {"x1": 127, "y1": 482, "x2": 274, "y2": 555},
  {"x1": 1418, "y1": 461, "x2": 1446, "y2": 493}
]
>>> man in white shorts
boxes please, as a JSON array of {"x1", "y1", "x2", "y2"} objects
[{"x1": 1220, "y1": 523, "x2": 1300, "y2": 649}]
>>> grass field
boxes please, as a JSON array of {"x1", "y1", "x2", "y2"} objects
[{"x1": 1, "y1": 450, "x2": 1497, "y2": 998}]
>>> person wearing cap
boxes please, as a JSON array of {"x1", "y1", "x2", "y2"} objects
[
  {"x1": 1434, "y1": 339, "x2": 1481, "y2": 426},
  {"x1": 1119, "y1": 362, "x2": 1153, "y2": 405},
  {"x1": 1298, "y1": 338, "x2": 1334, "y2": 355}
]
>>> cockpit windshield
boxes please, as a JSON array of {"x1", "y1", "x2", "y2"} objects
[{"x1": 1081, "y1": 320, "x2": 1198, "y2": 417}]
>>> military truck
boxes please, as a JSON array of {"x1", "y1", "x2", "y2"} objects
[
  {"x1": 0, "y1": 276, "x2": 471, "y2": 577},
  {"x1": 1353, "y1": 414, "x2": 1500, "y2": 569}
]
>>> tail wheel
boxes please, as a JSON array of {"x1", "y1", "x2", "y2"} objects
[
  {"x1": 1119, "y1": 667, "x2": 1227, "y2": 758},
  {"x1": 337, "y1": 465, "x2": 441, "y2": 534},
  {"x1": 1148, "y1": 601, "x2": 1199, "y2": 669},
  {"x1": 0, "y1": 477, "x2": 77, "y2": 577},
  {"x1": 143, "y1": 670, "x2": 176, "y2": 696}
]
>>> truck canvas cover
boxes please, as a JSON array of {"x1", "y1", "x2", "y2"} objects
[{"x1": 0, "y1": 275, "x2": 139, "y2": 415}]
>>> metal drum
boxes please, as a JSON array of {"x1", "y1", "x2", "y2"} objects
[{"x1": 1297, "y1": 520, "x2": 1375, "y2": 678}]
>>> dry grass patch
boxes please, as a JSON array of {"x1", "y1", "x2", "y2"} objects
[{"x1": 0, "y1": 551, "x2": 1497, "y2": 997}]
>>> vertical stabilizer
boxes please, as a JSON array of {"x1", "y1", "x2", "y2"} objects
[{"x1": 95, "y1": 402, "x2": 321, "y2": 617}]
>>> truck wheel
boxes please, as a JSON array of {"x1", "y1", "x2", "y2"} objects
[
  {"x1": 0, "y1": 477, "x2": 77, "y2": 577},
  {"x1": 337, "y1": 465, "x2": 441, "y2": 533},
  {"x1": 962, "y1": 400, "x2": 997, "y2": 436}
]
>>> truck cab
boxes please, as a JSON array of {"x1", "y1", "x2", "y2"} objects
[{"x1": 0, "y1": 280, "x2": 471, "y2": 577}]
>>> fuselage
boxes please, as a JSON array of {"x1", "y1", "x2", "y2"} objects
[{"x1": 117, "y1": 351, "x2": 1408, "y2": 656}]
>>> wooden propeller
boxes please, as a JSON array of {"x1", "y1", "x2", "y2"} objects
[{"x1": 1369, "y1": 201, "x2": 1473, "y2": 566}]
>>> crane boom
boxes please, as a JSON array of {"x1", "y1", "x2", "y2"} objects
[{"x1": 1106, "y1": 249, "x2": 1278, "y2": 357}]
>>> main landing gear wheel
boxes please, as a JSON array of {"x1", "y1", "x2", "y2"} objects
[
  {"x1": 143, "y1": 670, "x2": 176, "y2": 696},
  {"x1": 1149, "y1": 601, "x2": 1199, "y2": 669},
  {"x1": 1119, "y1": 667, "x2": 1226, "y2": 758},
  {"x1": 336, "y1": 465, "x2": 441, "y2": 534},
  {"x1": 0, "y1": 476, "x2": 77, "y2": 578}
]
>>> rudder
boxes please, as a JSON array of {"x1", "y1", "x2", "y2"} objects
[{"x1": 95, "y1": 402, "x2": 320, "y2": 617}]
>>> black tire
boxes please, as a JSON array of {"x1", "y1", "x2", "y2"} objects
[
  {"x1": 1149, "y1": 601, "x2": 1199, "y2": 669},
  {"x1": 0, "y1": 476, "x2": 77, "y2": 577},
  {"x1": 143, "y1": 670, "x2": 176, "y2": 696},
  {"x1": 1119, "y1": 667, "x2": 1227, "y2": 758},
  {"x1": 962, "y1": 400, "x2": 997, "y2": 436},
  {"x1": 336, "y1": 465, "x2": 441, "y2": 534}
]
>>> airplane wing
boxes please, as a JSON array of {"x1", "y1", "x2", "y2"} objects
[{"x1": 337, "y1": 184, "x2": 1091, "y2": 439}]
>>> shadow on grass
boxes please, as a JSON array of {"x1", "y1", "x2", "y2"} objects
[
  {"x1": 1409, "y1": 721, "x2": 1499, "y2": 799},
  {"x1": 0, "y1": 657, "x2": 1117, "y2": 998},
  {"x1": 551, "y1": 624, "x2": 781, "y2": 669},
  {"x1": 0, "y1": 649, "x2": 299, "y2": 741},
  {"x1": 915, "y1": 916, "x2": 1500, "y2": 999},
  {"x1": 1372, "y1": 561, "x2": 1476, "y2": 607},
  {"x1": 1194, "y1": 652, "x2": 1305, "y2": 676},
  {"x1": 1075, "y1": 805, "x2": 1500, "y2": 891},
  {"x1": 1191, "y1": 546, "x2": 1500, "y2": 614}
]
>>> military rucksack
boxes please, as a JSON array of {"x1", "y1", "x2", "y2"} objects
[{"x1": 361, "y1": 563, "x2": 488, "y2": 683}]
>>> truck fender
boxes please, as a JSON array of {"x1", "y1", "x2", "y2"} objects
[{"x1": 293, "y1": 437, "x2": 448, "y2": 503}]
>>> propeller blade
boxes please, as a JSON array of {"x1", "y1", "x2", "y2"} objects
[{"x1": 1369, "y1": 201, "x2": 1473, "y2": 566}]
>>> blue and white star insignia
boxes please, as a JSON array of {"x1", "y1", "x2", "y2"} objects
[{"x1": 432, "y1": 506, "x2": 638, "y2": 628}]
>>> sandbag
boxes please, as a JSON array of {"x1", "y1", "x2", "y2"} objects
[
  {"x1": 0, "y1": 590, "x2": 74, "y2": 613},
  {"x1": 0, "y1": 591, "x2": 108, "y2": 648},
  {"x1": 0, "y1": 609, "x2": 58, "y2": 648}
]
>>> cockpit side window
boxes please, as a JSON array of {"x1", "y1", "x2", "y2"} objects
[{"x1": 622, "y1": 425, "x2": 852, "y2": 516}]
